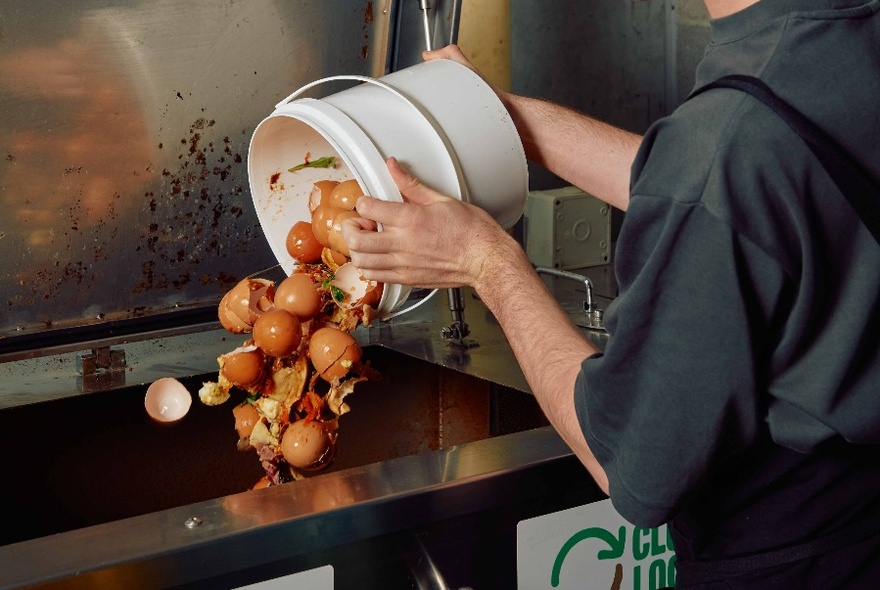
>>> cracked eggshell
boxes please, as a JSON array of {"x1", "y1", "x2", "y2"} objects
[
  {"x1": 330, "y1": 262, "x2": 381, "y2": 309},
  {"x1": 309, "y1": 179, "x2": 339, "y2": 213},
  {"x1": 220, "y1": 278, "x2": 276, "y2": 332},
  {"x1": 218, "y1": 291, "x2": 252, "y2": 333},
  {"x1": 145, "y1": 377, "x2": 192, "y2": 423},
  {"x1": 311, "y1": 204, "x2": 345, "y2": 249},
  {"x1": 309, "y1": 326, "x2": 362, "y2": 382},
  {"x1": 328, "y1": 210, "x2": 359, "y2": 257}
]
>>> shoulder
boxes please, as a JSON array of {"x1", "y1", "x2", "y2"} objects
[{"x1": 629, "y1": 86, "x2": 817, "y2": 276}]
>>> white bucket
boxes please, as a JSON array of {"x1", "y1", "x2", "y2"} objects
[{"x1": 247, "y1": 59, "x2": 527, "y2": 317}]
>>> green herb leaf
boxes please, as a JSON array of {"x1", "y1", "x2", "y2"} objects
[
  {"x1": 288, "y1": 156, "x2": 337, "y2": 172},
  {"x1": 330, "y1": 285, "x2": 346, "y2": 303}
]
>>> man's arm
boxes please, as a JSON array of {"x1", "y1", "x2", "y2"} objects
[
  {"x1": 343, "y1": 159, "x2": 610, "y2": 494},
  {"x1": 425, "y1": 45, "x2": 641, "y2": 212}
]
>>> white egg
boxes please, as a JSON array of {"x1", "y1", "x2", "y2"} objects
[{"x1": 145, "y1": 377, "x2": 193, "y2": 423}]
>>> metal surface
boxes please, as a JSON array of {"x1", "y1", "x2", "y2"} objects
[
  {"x1": 0, "y1": 0, "x2": 468, "y2": 343},
  {"x1": 0, "y1": 426, "x2": 601, "y2": 589}
]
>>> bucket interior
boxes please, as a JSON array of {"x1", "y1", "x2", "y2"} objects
[{"x1": 248, "y1": 113, "x2": 409, "y2": 315}]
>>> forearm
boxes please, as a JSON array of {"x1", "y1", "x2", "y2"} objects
[
  {"x1": 501, "y1": 93, "x2": 641, "y2": 212},
  {"x1": 475, "y1": 235, "x2": 610, "y2": 494}
]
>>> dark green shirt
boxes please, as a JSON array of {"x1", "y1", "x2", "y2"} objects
[{"x1": 576, "y1": 0, "x2": 880, "y2": 527}]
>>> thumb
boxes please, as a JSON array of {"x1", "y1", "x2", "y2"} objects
[{"x1": 386, "y1": 157, "x2": 447, "y2": 206}]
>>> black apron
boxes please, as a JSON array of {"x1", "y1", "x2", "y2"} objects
[
  {"x1": 663, "y1": 77, "x2": 880, "y2": 588},
  {"x1": 669, "y1": 437, "x2": 880, "y2": 588}
]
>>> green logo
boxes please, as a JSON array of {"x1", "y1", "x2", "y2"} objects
[{"x1": 551, "y1": 526, "x2": 625, "y2": 587}]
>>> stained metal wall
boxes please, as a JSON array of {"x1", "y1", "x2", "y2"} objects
[{"x1": 0, "y1": 0, "x2": 462, "y2": 343}]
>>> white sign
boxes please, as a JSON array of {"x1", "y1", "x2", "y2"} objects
[
  {"x1": 233, "y1": 565, "x2": 333, "y2": 589},
  {"x1": 517, "y1": 500, "x2": 675, "y2": 590}
]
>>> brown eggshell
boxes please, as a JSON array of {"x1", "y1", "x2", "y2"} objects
[
  {"x1": 232, "y1": 401, "x2": 261, "y2": 439},
  {"x1": 285, "y1": 221, "x2": 324, "y2": 264},
  {"x1": 327, "y1": 210, "x2": 359, "y2": 257},
  {"x1": 252, "y1": 476, "x2": 272, "y2": 490},
  {"x1": 218, "y1": 292, "x2": 252, "y2": 334},
  {"x1": 273, "y1": 274, "x2": 322, "y2": 321},
  {"x1": 309, "y1": 327, "x2": 362, "y2": 382},
  {"x1": 311, "y1": 204, "x2": 345, "y2": 249},
  {"x1": 309, "y1": 180, "x2": 339, "y2": 212},
  {"x1": 252, "y1": 309, "x2": 302, "y2": 358},
  {"x1": 219, "y1": 346, "x2": 266, "y2": 388},
  {"x1": 325, "y1": 178, "x2": 363, "y2": 210},
  {"x1": 224, "y1": 278, "x2": 275, "y2": 327},
  {"x1": 280, "y1": 419, "x2": 335, "y2": 470}
]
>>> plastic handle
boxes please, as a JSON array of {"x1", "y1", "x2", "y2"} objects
[{"x1": 275, "y1": 75, "x2": 412, "y2": 111}]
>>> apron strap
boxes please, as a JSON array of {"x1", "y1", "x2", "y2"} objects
[{"x1": 688, "y1": 74, "x2": 880, "y2": 246}]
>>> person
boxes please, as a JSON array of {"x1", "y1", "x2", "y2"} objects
[{"x1": 342, "y1": 0, "x2": 880, "y2": 586}]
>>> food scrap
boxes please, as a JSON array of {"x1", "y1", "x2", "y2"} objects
[
  {"x1": 288, "y1": 154, "x2": 337, "y2": 172},
  {"x1": 200, "y1": 177, "x2": 381, "y2": 485}
]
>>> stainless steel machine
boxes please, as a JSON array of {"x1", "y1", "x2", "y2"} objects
[{"x1": 0, "y1": 1, "x2": 635, "y2": 588}]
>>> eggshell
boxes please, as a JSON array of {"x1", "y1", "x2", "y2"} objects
[
  {"x1": 223, "y1": 278, "x2": 275, "y2": 329},
  {"x1": 309, "y1": 326, "x2": 362, "y2": 382},
  {"x1": 232, "y1": 401, "x2": 261, "y2": 439},
  {"x1": 311, "y1": 204, "x2": 345, "y2": 249},
  {"x1": 309, "y1": 180, "x2": 339, "y2": 212},
  {"x1": 280, "y1": 419, "x2": 335, "y2": 470},
  {"x1": 325, "y1": 178, "x2": 363, "y2": 210},
  {"x1": 285, "y1": 221, "x2": 324, "y2": 264},
  {"x1": 145, "y1": 377, "x2": 192, "y2": 423},
  {"x1": 253, "y1": 309, "x2": 302, "y2": 358},
  {"x1": 321, "y1": 247, "x2": 348, "y2": 272},
  {"x1": 218, "y1": 291, "x2": 252, "y2": 334},
  {"x1": 328, "y1": 210, "x2": 359, "y2": 257},
  {"x1": 219, "y1": 345, "x2": 266, "y2": 388},
  {"x1": 330, "y1": 262, "x2": 380, "y2": 309},
  {"x1": 252, "y1": 476, "x2": 272, "y2": 490},
  {"x1": 273, "y1": 274, "x2": 322, "y2": 320}
]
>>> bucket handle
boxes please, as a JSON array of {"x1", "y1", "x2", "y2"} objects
[{"x1": 277, "y1": 75, "x2": 408, "y2": 111}]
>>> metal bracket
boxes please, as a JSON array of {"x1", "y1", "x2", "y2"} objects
[
  {"x1": 440, "y1": 287, "x2": 478, "y2": 348},
  {"x1": 536, "y1": 267, "x2": 606, "y2": 331},
  {"x1": 76, "y1": 346, "x2": 127, "y2": 391}
]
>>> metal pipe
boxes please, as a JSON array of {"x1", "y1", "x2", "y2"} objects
[{"x1": 419, "y1": 0, "x2": 433, "y2": 51}]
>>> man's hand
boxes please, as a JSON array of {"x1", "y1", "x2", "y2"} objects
[{"x1": 342, "y1": 157, "x2": 508, "y2": 292}]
